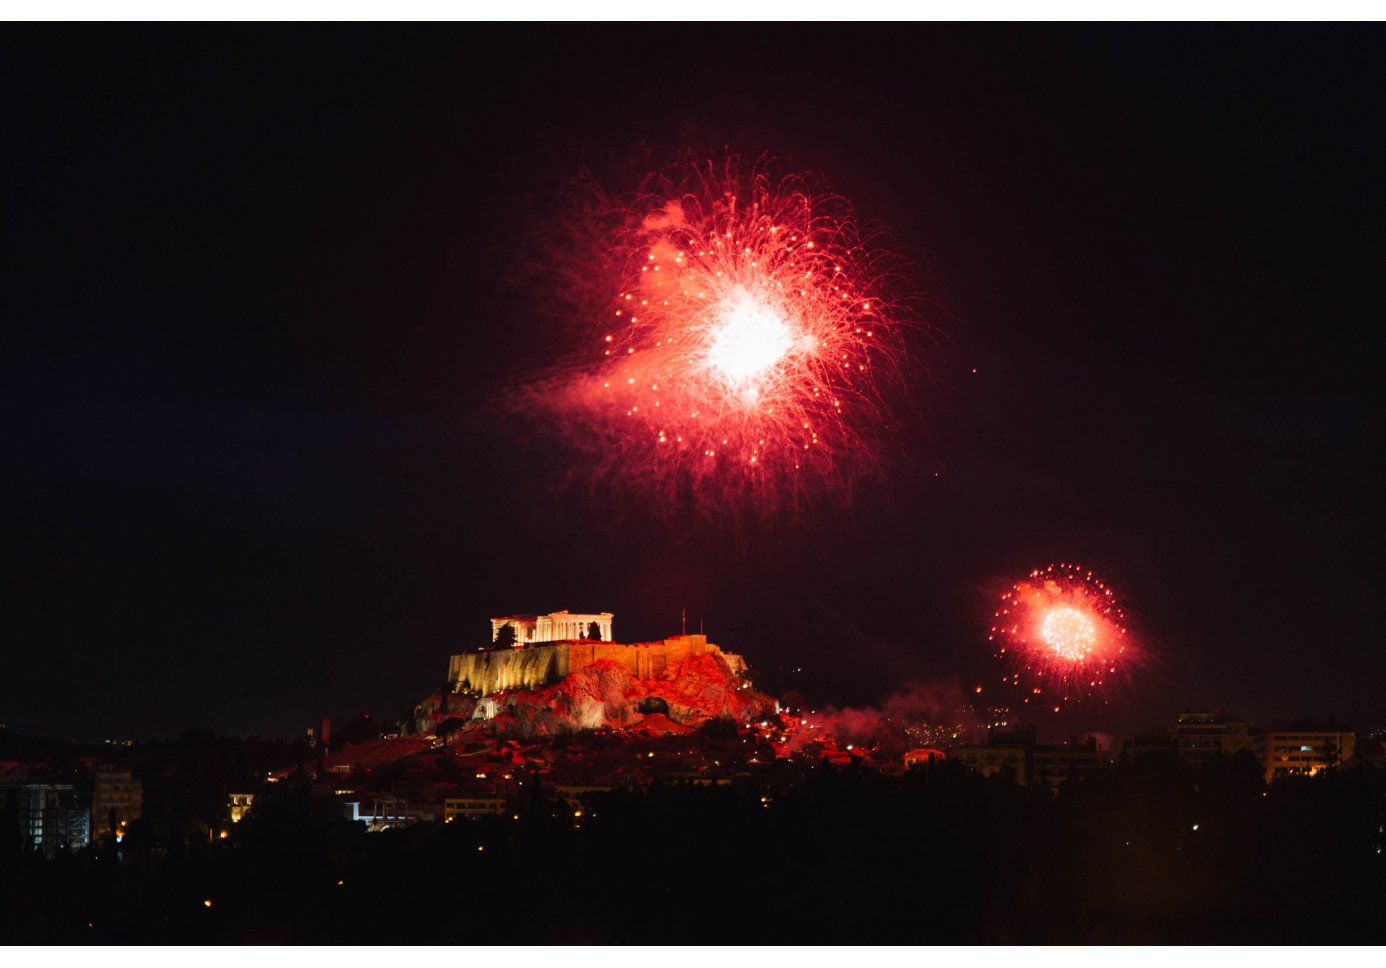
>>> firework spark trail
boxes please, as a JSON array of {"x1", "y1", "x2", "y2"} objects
[
  {"x1": 988, "y1": 563, "x2": 1136, "y2": 713},
  {"x1": 533, "y1": 152, "x2": 916, "y2": 514}
]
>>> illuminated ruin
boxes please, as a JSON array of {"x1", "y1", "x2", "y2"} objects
[
  {"x1": 449, "y1": 630, "x2": 748, "y2": 698},
  {"x1": 489, "y1": 610, "x2": 614, "y2": 646}
]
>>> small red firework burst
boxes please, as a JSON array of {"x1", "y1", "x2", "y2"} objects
[
  {"x1": 545, "y1": 152, "x2": 915, "y2": 513},
  {"x1": 989, "y1": 563, "x2": 1134, "y2": 713}
]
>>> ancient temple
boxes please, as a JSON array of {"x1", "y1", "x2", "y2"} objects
[
  {"x1": 449, "y1": 631, "x2": 748, "y2": 699},
  {"x1": 490, "y1": 610, "x2": 614, "y2": 646}
]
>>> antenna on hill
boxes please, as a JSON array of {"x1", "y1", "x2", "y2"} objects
[
  {"x1": 700, "y1": 614, "x2": 704, "y2": 635},
  {"x1": 681, "y1": 608, "x2": 686, "y2": 635}
]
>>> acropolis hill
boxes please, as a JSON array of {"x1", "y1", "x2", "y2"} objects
[
  {"x1": 415, "y1": 610, "x2": 771, "y2": 738},
  {"x1": 448, "y1": 610, "x2": 749, "y2": 698}
]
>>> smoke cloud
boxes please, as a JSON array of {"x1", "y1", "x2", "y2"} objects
[
  {"x1": 641, "y1": 200, "x2": 685, "y2": 231},
  {"x1": 790, "y1": 677, "x2": 985, "y2": 756}
]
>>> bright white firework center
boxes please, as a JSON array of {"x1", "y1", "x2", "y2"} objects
[
  {"x1": 1039, "y1": 606, "x2": 1098, "y2": 661},
  {"x1": 703, "y1": 285, "x2": 795, "y2": 401}
]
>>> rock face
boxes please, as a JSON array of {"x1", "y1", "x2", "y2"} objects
[
  {"x1": 410, "y1": 690, "x2": 477, "y2": 736},
  {"x1": 492, "y1": 650, "x2": 774, "y2": 739},
  {"x1": 446, "y1": 634, "x2": 750, "y2": 699},
  {"x1": 416, "y1": 639, "x2": 774, "y2": 740}
]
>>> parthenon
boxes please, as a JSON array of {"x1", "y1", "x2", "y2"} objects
[{"x1": 490, "y1": 610, "x2": 614, "y2": 646}]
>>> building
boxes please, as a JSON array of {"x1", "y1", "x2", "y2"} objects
[
  {"x1": 19, "y1": 783, "x2": 90, "y2": 858},
  {"x1": 990, "y1": 725, "x2": 1038, "y2": 747},
  {"x1": 1263, "y1": 724, "x2": 1355, "y2": 782},
  {"x1": 956, "y1": 727, "x2": 1104, "y2": 791},
  {"x1": 1174, "y1": 711, "x2": 1252, "y2": 767},
  {"x1": 554, "y1": 783, "x2": 616, "y2": 808},
  {"x1": 1118, "y1": 728, "x2": 1178, "y2": 760},
  {"x1": 959, "y1": 725, "x2": 1035, "y2": 785},
  {"x1": 345, "y1": 796, "x2": 436, "y2": 831},
  {"x1": 491, "y1": 610, "x2": 614, "y2": 646},
  {"x1": 1031, "y1": 737, "x2": 1104, "y2": 790},
  {"x1": 228, "y1": 792, "x2": 255, "y2": 823},
  {"x1": 955, "y1": 745, "x2": 1028, "y2": 785},
  {"x1": 443, "y1": 796, "x2": 508, "y2": 821},
  {"x1": 90, "y1": 764, "x2": 142, "y2": 840}
]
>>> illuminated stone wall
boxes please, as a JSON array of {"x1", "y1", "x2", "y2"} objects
[
  {"x1": 447, "y1": 634, "x2": 748, "y2": 698},
  {"x1": 447, "y1": 645, "x2": 569, "y2": 697}
]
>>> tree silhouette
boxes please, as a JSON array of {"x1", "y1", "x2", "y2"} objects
[{"x1": 1321, "y1": 737, "x2": 1340, "y2": 770}]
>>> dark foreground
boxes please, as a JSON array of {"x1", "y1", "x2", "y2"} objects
[{"x1": 3, "y1": 753, "x2": 1384, "y2": 944}]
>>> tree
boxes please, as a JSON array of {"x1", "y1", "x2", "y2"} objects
[
  {"x1": 587, "y1": 621, "x2": 601, "y2": 640},
  {"x1": 436, "y1": 717, "x2": 468, "y2": 747},
  {"x1": 1321, "y1": 737, "x2": 1340, "y2": 771},
  {"x1": 696, "y1": 717, "x2": 739, "y2": 743},
  {"x1": 494, "y1": 623, "x2": 517, "y2": 648}
]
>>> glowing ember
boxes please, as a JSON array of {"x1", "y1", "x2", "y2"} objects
[
  {"x1": 534, "y1": 151, "x2": 914, "y2": 512},
  {"x1": 989, "y1": 563, "x2": 1136, "y2": 712},
  {"x1": 1039, "y1": 606, "x2": 1098, "y2": 661}
]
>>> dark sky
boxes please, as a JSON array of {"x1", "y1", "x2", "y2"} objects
[{"x1": 4, "y1": 27, "x2": 1382, "y2": 741}]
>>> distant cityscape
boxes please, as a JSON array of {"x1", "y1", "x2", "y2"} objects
[
  {"x1": 3, "y1": 614, "x2": 1384, "y2": 943},
  {"x1": 3, "y1": 614, "x2": 1380, "y2": 854},
  {"x1": 4, "y1": 712, "x2": 1379, "y2": 857}
]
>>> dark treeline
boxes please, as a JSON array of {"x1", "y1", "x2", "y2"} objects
[{"x1": 2, "y1": 751, "x2": 1384, "y2": 943}]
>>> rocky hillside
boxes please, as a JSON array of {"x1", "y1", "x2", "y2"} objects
[{"x1": 412, "y1": 649, "x2": 774, "y2": 740}]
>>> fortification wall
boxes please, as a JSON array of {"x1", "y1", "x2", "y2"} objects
[
  {"x1": 567, "y1": 634, "x2": 714, "y2": 680},
  {"x1": 447, "y1": 634, "x2": 749, "y2": 698},
  {"x1": 448, "y1": 644, "x2": 569, "y2": 696}
]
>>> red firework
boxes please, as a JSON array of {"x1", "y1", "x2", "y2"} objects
[
  {"x1": 548, "y1": 153, "x2": 913, "y2": 511},
  {"x1": 989, "y1": 563, "x2": 1134, "y2": 712}
]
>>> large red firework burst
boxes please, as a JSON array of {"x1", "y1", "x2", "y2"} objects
[
  {"x1": 545, "y1": 153, "x2": 914, "y2": 512},
  {"x1": 989, "y1": 563, "x2": 1134, "y2": 713}
]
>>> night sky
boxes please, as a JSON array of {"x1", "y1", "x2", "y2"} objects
[{"x1": 5, "y1": 27, "x2": 1382, "y2": 741}]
